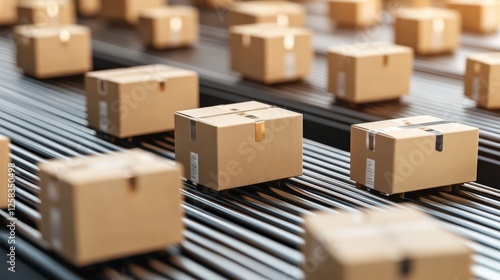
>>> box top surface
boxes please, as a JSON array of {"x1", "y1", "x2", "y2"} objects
[
  {"x1": 18, "y1": 0, "x2": 70, "y2": 8},
  {"x1": 140, "y1": 5, "x2": 197, "y2": 18},
  {"x1": 328, "y1": 42, "x2": 413, "y2": 57},
  {"x1": 176, "y1": 101, "x2": 301, "y2": 127},
  {"x1": 397, "y1": 7, "x2": 460, "y2": 20},
  {"x1": 305, "y1": 206, "x2": 470, "y2": 263},
  {"x1": 230, "y1": 23, "x2": 311, "y2": 38},
  {"x1": 352, "y1": 115, "x2": 478, "y2": 139},
  {"x1": 14, "y1": 24, "x2": 89, "y2": 38},
  {"x1": 232, "y1": 1, "x2": 304, "y2": 15},
  {"x1": 467, "y1": 52, "x2": 500, "y2": 65},
  {"x1": 86, "y1": 64, "x2": 196, "y2": 83},
  {"x1": 0, "y1": 135, "x2": 9, "y2": 142},
  {"x1": 39, "y1": 149, "x2": 180, "y2": 185}
]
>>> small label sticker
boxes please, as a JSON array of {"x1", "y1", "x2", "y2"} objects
[
  {"x1": 99, "y1": 101, "x2": 108, "y2": 132},
  {"x1": 337, "y1": 71, "x2": 346, "y2": 97},
  {"x1": 284, "y1": 51, "x2": 296, "y2": 79},
  {"x1": 50, "y1": 207, "x2": 63, "y2": 251},
  {"x1": 190, "y1": 152, "x2": 199, "y2": 183},
  {"x1": 366, "y1": 158, "x2": 375, "y2": 189}
]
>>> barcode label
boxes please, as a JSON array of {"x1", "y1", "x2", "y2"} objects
[
  {"x1": 50, "y1": 207, "x2": 63, "y2": 250},
  {"x1": 284, "y1": 52, "x2": 296, "y2": 79},
  {"x1": 99, "y1": 101, "x2": 108, "y2": 132},
  {"x1": 337, "y1": 71, "x2": 346, "y2": 97},
  {"x1": 365, "y1": 158, "x2": 375, "y2": 189},
  {"x1": 190, "y1": 152, "x2": 199, "y2": 183}
]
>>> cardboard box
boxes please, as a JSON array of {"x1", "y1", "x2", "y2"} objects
[
  {"x1": 303, "y1": 206, "x2": 472, "y2": 280},
  {"x1": 175, "y1": 101, "x2": 303, "y2": 191},
  {"x1": 17, "y1": 0, "x2": 75, "y2": 25},
  {"x1": 138, "y1": 6, "x2": 198, "y2": 49},
  {"x1": 464, "y1": 53, "x2": 500, "y2": 109},
  {"x1": 0, "y1": 136, "x2": 9, "y2": 209},
  {"x1": 230, "y1": 23, "x2": 313, "y2": 84},
  {"x1": 328, "y1": 0, "x2": 382, "y2": 28},
  {"x1": 395, "y1": 7, "x2": 461, "y2": 55},
  {"x1": 192, "y1": 0, "x2": 233, "y2": 8},
  {"x1": 228, "y1": 1, "x2": 305, "y2": 27},
  {"x1": 101, "y1": 0, "x2": 164, "y2": 25},
  {"x1": 350, "y1": 115, "x2": 478, "y2": 195},
  {"x1": 328, "y1": 42, "x2": 413, "y2": 104},
  {"x1": 384, "y1": 0, "x2": 431, "y2": 8},
  {"x1": 38, "y1": 149, "x2": 184, "y2": 266},
  {"x1": 86, "y1": 64, "x2": 199, "y2": 138},
  {"x1": 14, "y1": 24, "x2": 92, "y2": 79},
  {"x1": 0, "y1": 0, "x2": 17, "y2": 25},
  {"x1": 76, "y1": 0, "x2": 101, "y2": 17},
  {"x1": 447, "y1": 0, "x2": 500, "y2": 34}
]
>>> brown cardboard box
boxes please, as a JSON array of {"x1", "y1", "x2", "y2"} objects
[
  {"x1": 14, "y1": 24, "x2": 92, "y2": 79},
  {"x1": 395, "y1": 7, "x2": 461, "y2": 55},
  {"x1": 464, "y1": 53, "x2": 500, "y2": 109},
  {"x1": 303, "y1": 206, "x2": 472, "y2": 280},
  {"x1": 230, "y1": 23, "x2": 313, "y2": 84},
  {"x1": 38, "y1": 149, "x2": 184, "y2": 266},
  {"x1": 175, "y1": 101, "x2": 303, "y2": 191},
  {"x1": 328, "y1": 0, "x2": 382, "y2": 28},
  {"x1": 86, "y1": 64, "x2": 199, "y2": 138},
  {"x1": 101, "y1": 0, "x2": 164, "y2": 25},
  {"x1": 192, "y1": 0, "x2": 233, "y2": 8},
  {"x1": 138, "y1": 6, "x2": 198, "y2": 49},
  {"x1": 0, "y1": 136, "x2": 9, "y2": 209},
  {"x1": 350, "y1": 115, "x2": 479, "y2": 195},
  {"x1": 384, "y1": 0, "x2": 431, "y2": 8},
  {"x1": 328, "y1": 42, "x2": 413, "y2": 104},
  {"x1": 228, "y1": 1, "x2": 305, "y2": 27},
  {"x1": 76, "y1": 0, "x2": 101, "y2": 17},
  {"x1": 447, "y1": 0, "x2": 500, "y2": 34},
  {"x1": 17, "y1": 0, "x2": 75, "y2": 25},
  {"x1": 0, "y1": 0, "x2": 17, "y2": 25}
]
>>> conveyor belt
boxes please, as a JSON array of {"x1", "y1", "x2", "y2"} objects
[
  {"x1": 0, "y1": 37, "x2": 499, "y2": 280},
  {"x1": 69, "y1": 15, "x2": 500, "y2": 185}
]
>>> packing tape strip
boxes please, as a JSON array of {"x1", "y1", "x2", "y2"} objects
[
  {"x1": 277, "y1": 13, "x2": 289, "y2": 26},
  {"x1": 337, "y1": 71, "x2": 346, "y2": 98},
  {"x1": 244, "y1": 114, "x2": 266, "y2": 142},
  {"x1": 361, "y1": 2, "x2": 376, "y2": 25},
  {"x1": 169, "y1": 17, "x2": 182, "y2": 45},
  {"x1": 284, "y1": 51, "x2": 296, "y2": 79},
  {"x1": 50, "y1": 207, "x2": 63, "y2": 251},
  {"x1": 97, "y1": 79, "x2": 107, "y2": 95},
  {"x1": 432, "y1": 19, "x2": 445, "y2": 51},
  {"x1": 472, "y1": 74, "x2": 480, "y2": 101},
  {"x1": 483, "y1": 8, "x2": 497, "y2": 31},
  {"x1": 99, "y1": 100, "x2": 108, "y2": 132}
]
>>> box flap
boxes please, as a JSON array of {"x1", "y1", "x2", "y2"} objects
[
  {"x1": 176, "y1": 101, "x2": 272, "y2": 119},
  {"x1": 86, "y1": 64, "x2": 195, "y2": 84},
  {"x1": 232, "y1": 1, "x2": 304, "y2": 16},
  {"x1": 230, "y1": 23, "x2": 311, "y2": 38},
  {"x1": 328, "y1": 42, "x2": 412, "y2": 57}
]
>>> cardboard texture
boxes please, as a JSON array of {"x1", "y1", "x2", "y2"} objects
[
  {"x1": 14, "y1": 24, "x2": 92, "y2": 79},
  {"x1": 38, "y1": 149, "x2": 184, "y2": 266},
  {"x1": 228, "y1": 1, "x2": 305, "y2": 27},
  {"x1": 447, "y1": 0, "x2": 500, "y2": 34},
  {"x1": 395, "y1": 7, "x2": 461, "y2": 55},
  {"x1": 76, "y1": 0, "x2": 101, "y2": 17},
  {"x1": 350, "y1": 115, "x2": 479, "y2": 194},
  {"x1": 328, "y1": 0, "x2": 382, "y2": 28},
  {"x1": 17, "y1": 0, "x2": 75, "y2": 25},
  {"x1": 138, "y1": 6, "x2": 198, "y2": 49},
  {"x1": 230, "y1": 23, "x2": 313, "y2": 84},
  {"x1": 464, "y1": 53, "x2": 500, "y2": 109},
  {"x1": 0, "y1": 0, "x2": 17, "y2": 25},
  {"x1": 101, "y1": 0, "x2": 164, "y2": 25},
  {"x1": 303, "y1": 206, "x2": 472, "y2": 280},
  {"x1": 175, "y1": 101, "x2": 303, "y2": 191},
  {"x1": 328, "y1": 42, "x2": 413, "y2": 103},
  {"x1": 0, "y1": 136, "x2": 9, "y2": 209},
  {"x1": 86, "y1": 64, "x2": 199, "y2": 138}
]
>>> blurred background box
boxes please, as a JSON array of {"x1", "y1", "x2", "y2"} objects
[
  {"x1": 328, "y1": 42, "x2": 413, "y2": 104},
  {"x1": 395, "y1": 7, "x2": 461, "y2": 55},
  {"x1": 328, "y1": 0, "x2": 382, "y2": 28},
  {"x1": 86, "y1": 64, "x2": 199, "y2": 138},
  {"x1": 228, "y1": 1, "x2": 305, "y2": 27},
  {"x1": 175, "y1": 101, "x2": 303, "y2": 191},
  {"x1": 76, "y1": 0, "x2": 101, "y2": 17},
  {"x1": 464, "y1": 53, "x2": 500, "y2": 109},
  {"x1": 230, "y1": 23, "x2": 313, "y2": 84},
  {"x1": 0, "y1": 135, "x2": 9, "y2": 209},
  {"x1": 38, "y1": 149, "x2": 184, "y2": 266},
  {"x1": 138, "y1": 6, "x2": 198, "y2": 49},
  {"x1": 350, "y1": 115, "x2": 478, "y2": 195},
  {"x1": 17, "y1": 0, "x2": 75, "y2": 25},
  {"x1": 14, "y1": 24, "x2": 92, "y2": 78},
  {"x1": 303, "y1": 206, "x2": 472, "y2": 280},
  {"x1": 101, "y1": 0, "x2": 164, "y2": 25},
  {"x1": 447, "y1": 0, "x2": 500, "y2": 34},
  {"x1": 0, "y1": 0, "x2": 17, "y2": 25}
]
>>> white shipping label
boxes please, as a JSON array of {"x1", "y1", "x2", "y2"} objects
[
  {"x1": 472, "y1": 75, "x2": 480, "y2": 101},
  {"x1": 337, "y1": 71, "x2": 346, "y2": 97},
  {"x1": 284, "y1": 51, "x2": 296, "y2": 79},
  {"x1": 190, "y1": 152, "x2": 199, "y2": 183},
  {"x1": 50, "y1": 207, "x2": 63, "y2": 251},
  {"x1": 99, "y1": 100, "x2": 108, "y2": 132},
  {"x1": 365, "y1": 158, "x2": 375, "y2": 189}
]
